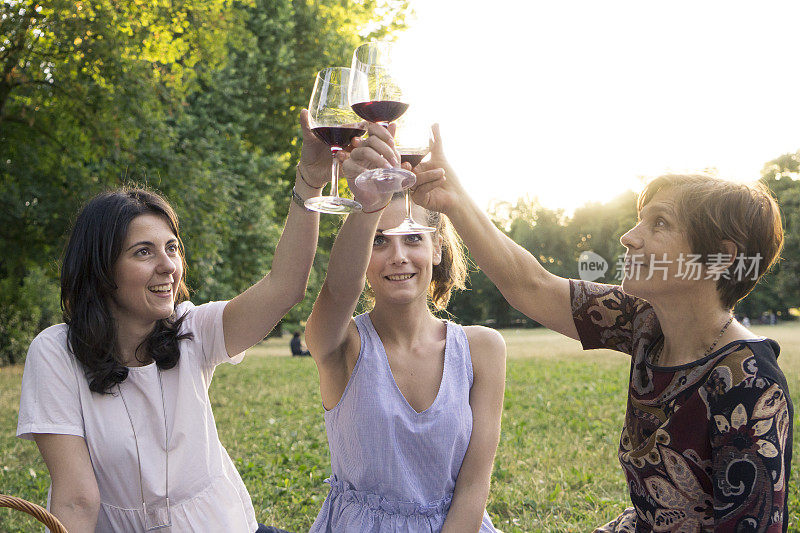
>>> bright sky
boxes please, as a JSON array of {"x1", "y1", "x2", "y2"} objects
[{"x1": 393, "y1": 1, "x2": 800, "y2": 212}]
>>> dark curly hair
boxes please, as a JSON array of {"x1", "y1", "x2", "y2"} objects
[{"x1": 61, "y1": 188, "x2": 193, "y2": 394}]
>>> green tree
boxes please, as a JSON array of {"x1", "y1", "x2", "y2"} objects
[
  {"x1": 0, "y1": 0, "x2": 410, "y2": 364},
  {"x1": 567, "y1": 191, "x2": 637, "y2": 284},
  {"x1": 736, "y1": 151, "x2": 800, "y2": 320},
  {"x1": 193, "y1": 0, "x2": 411, "y2": 329},
  {"x1": 1, "y1": 0, "x2": 236, "y2": 364},
  {"x1": 449, "y1": 197, "x2": 572, "y2": 327}
]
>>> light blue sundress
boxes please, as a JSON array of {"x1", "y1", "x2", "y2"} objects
[{"x1": 310, "y1": 312, "x2": 497, "y2": 532}]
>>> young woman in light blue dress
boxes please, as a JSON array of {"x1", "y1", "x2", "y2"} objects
[{"x1": 304, "y1": 123, "x2": 506, "y2": 532}]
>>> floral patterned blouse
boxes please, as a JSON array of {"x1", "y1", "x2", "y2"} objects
[{"x1": 570, "y1": 280, "x2": 793, "y2": 532}]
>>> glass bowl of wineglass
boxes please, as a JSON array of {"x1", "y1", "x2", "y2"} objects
[
  {"x1": 383, "y1": 117, "x2": 435, "y2": 235},
  {"x1": 349, "y1": 41, "x2": 416, "y2": 192},
  {"x1": 305, "y1": 67, "x2": 365, "y2": 214}
]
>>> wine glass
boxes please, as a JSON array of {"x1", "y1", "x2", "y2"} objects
[
  {"x1": 349, "y1": 42, "x2": 416, "y2": 192},
  {"x1": 383, "y1": 121, "x2": 435, "y2": 235},
  {"x1": 305, "y1": 67, "x2": 365, "y2": 214}
]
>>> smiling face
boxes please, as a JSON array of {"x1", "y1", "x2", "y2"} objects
[
  {"x1": 619, "y1": 188, "x2": 699, "y2": 301},
  {"x1": 366, "y1": 200, "x2": 442, "y2": 306},
  {"x1": 108, "y1": 213, "x2": 184, "y2": 329}
]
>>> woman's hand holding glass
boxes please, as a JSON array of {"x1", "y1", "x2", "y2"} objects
[
  {"x1": 344, "y1": 124, "x2": 446, "y2": 215},
  {"x1": 304, "y1": 66, "x2": 366, "y2": 213},
  {"x1": 408, "y1": 123, "x2": 459, "y2": 215},
  {"x1": 383, "y1": 118, "x2": 436, "y2": 234},
  {"x1": 297, "y1": 109, "x2": 339, "y2": 193},
  {"x1": 342, "y1": 122, "x2": 406, "y2": 212}
]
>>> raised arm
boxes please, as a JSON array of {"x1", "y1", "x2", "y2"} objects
[
  {"x1": 222, "y1": 110, "x2": 327, "y2": 356},
  {"x1": 413, "y1": 125, "x2": 578, "y2": 340},
  {"x1": 442, "y1": 326, "x2": 506, "y2": 532},
  {"x1": 34, "y1": 434, "x2": 100, "y2": 533},
  {"x1": 305, "y1": 124, "x2": 400, "y2": 396}
]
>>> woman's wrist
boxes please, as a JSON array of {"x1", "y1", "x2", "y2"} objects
[
  {"x1": 443, "y1": 186, "x2": 475, "y2": 222},
  {"x1": 361, "y1": 201, "x2": 390, "y2": 214},
  {"x1": 294, "y1": 165, "x2": 323, "y2": 199}
]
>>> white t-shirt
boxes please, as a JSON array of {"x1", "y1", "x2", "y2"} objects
[{"x1": 17, "y1": 300, "x2": 259, "y2": 533}]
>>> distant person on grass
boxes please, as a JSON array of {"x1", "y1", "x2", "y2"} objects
[
  {"x1": 364, "y1": 126, "x2": 792, "y2": 532},
  {"x1": 15, "y1": 110, "x2": 334, "y2": 533},
  {"x1": 303, "y1": 122, "x2": 506, "y2": 532},
  {"x1": 290, "y1": 331, "x2": 311, "y2": 356}
]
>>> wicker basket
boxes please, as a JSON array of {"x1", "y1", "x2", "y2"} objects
[{"x1": 0, "y1": 494, "x2": 68, "y2": 533}]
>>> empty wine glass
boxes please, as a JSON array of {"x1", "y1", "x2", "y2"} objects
[
  {"x1": 349, "y1": 42, "x2": 416, "y2": 192},
  {"x1": 305, "y1": 67, "x2": 365, "y2": 214}
]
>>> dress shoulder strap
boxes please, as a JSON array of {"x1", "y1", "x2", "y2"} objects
[
  {"x1": 443, "y1": 321, "x2": 474, "y2": 388},
  {"x1": 353, "y1": 313, "x2": 379, "y2": 353},
  {"x1": 351, "y1": 312, "x2": 393, "y2": 380}
]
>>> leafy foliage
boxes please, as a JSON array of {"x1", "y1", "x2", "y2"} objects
[
  {"x1": 737, "y1": 151, "x2": 800, "y2": 320},
  {"x1": 0, "y1": 0, "x2": 409, "y2": 364},
  {"x1": 448, "y1": 182, "x2": 798, "y2": 328},
  {"x1": 1, "y1": 0, "x2": 797, "y2": 365}
]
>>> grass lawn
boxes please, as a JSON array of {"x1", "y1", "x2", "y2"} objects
[{"x1": 1, "y1": 323, "x2": 798, "y2": 532}]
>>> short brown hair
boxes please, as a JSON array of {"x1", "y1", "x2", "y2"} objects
[{"x1": 638, "y1": 174, "x2": 783, "y2": 309}]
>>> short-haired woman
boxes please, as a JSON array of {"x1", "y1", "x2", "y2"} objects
[
  {"x1": 16, "y1": 111, "x2": 331, "y2": 532},
  {"x1": 409, "y1": 127, "x2": 792, "y2": 531}
]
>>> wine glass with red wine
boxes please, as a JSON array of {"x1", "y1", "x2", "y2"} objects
[
  {"x1": 349, "y1": 42, "x2": 416, "y2": 195},
  {"x1": 383, "y1": 120, "x2": 435, "y2": 234},
  {"x1": 305, "y1": 67, "x2": 365, "y2": 214}
]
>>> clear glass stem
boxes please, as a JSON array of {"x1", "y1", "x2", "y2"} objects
[
  {"x1": 404, "y1": 189, "x2": 412, "y2": 220},
  {"x1": 330, "y1": 147, "x2": 341, "y2": 198}
]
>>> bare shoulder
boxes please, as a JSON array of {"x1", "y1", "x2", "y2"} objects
[
  {"x1": 463, "y1": 325, "x2": 506, "y2": 369},
  {"x1": 463, "y1": 325, "x2": 505, "y2": 347}
]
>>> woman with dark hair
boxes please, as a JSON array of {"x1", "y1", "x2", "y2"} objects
[
  {"x1": 16, "y1": 111, "x2": 332, "y2": 532},
  {"x1": 304, "y1": 123, "x2": 506, "y2": 532},
  {"x1": 368, "y1": 126, "x2": 792, "y2": 532}
]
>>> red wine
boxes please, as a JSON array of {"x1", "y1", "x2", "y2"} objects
[
  {"x1": 400, "y1": 153, "x2": 424, "y2": 167},
  {"x1": 311, "y1": 127, "x2": 366, "y2": 148},
  {"x1": 351, "y1": 100, "x2": 409, "y2": 123}
]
